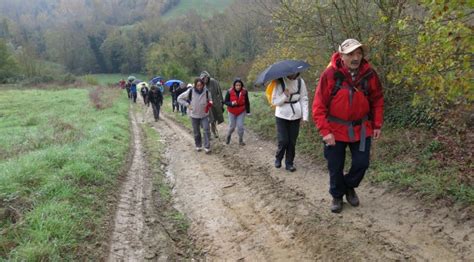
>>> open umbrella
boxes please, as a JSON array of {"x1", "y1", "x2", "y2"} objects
[
  {"x1": 150, "y1": 76, "x2": 163, "y2": 85},
  {"x1": 132, "y1": 79, "x2": 143, "y2": 85},
  {"x1": 127, "y1": 75, "x2": 136, "y2": 82},
  {"x1": 255, "y1": 60, "x2": 310, "y2": 86},
  {"x1": 165, "y1": 79, "x2": 183, "y2": 87}
]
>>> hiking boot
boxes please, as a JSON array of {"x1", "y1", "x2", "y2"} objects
[
  {"x1": 204, "y1": 148, "x2": 211, "y2": 154},
  {"x1": 225, "y1": 135, "x2": 231, "y2": 145},
  {"x1": 274, "y1": 159, "x2": 282, "y2": 168},
  {"x1": 331, "y1": 198, "x2": 343, "y2": 213},
  {"x1": 285, "y1": 165, "x2": 296, "y2": 172},
  {"x1": 239, "y1": 137, "x2": 245, "y2": 146},
  {"x1": 196, "y1": 147, "x2": 202, "y2": 152},
  {"x1": 346, "y1": 188, "x2": 360, "y2": 207}
]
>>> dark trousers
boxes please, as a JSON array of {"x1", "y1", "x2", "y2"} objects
[
  {"x1": 142, "y1": 94, "x2": 148, "y2": 105},
  {"x1": 172, "y1": 96, "x2": 178, "y2": 112},
  {"x1": 324, "y1": 138, "x2": 372, "y2": 198},
  {"x1": 180, "y1": 104, "x2": 187, "y2": 115},
  {"x1": 126, "y1": 89, "x2": 131, "y2": 99},
  {"x1": 275, "y1": 117, "x2": 300, "y2": 166},
  {"x1": 131, "y1": 92, "x2": 137, "y2": 103},
  {"x1": 151, "y1": 103, "x2": 161, "y2": 120}
]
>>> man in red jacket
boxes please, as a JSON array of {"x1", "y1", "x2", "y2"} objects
[{"x1": 312, "y1": 39, "x2": 384, "y2": 213}]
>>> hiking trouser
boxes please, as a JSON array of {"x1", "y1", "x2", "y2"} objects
[
  {"x1": 131, "y1": 92, "x2": 137, "y2": 103},
  {"x1": 191, "y1": 117, "x2": 210, "y2": 149},
  {"x1": 180, "y1": 104, "x2": 187, "y2": 115},
  {"x1": 126, "y1": 89, "x2": 131, "y2": 99},
  {"x1": 227, "y1": 112, "x2": 245, "y2": 140},
  {"x1": 142, "y1": 94, "x2": 148, "y2": 105},
  {"x1": 275, "y1": 117, "x2": 300, "y2": 167},
  {"x1": 151, "y1": 103, "x2": 161, "y2": 120},
  {"x1": 172, "y1": 96, "x2": 178, "y2": 112},
  {"x1": 324, "y1": 138, "x2": 372, "y2": 198}
]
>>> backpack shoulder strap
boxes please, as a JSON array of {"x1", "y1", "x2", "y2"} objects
[
  {"x1": 296, "y1": 78, "x2": 301, "y2": 94},
  {"x1": 188, "y1": 89, "x2": 192, "y2": 101},
  {"x1": 278, "y1": 78, "x2": 286, "y2": 91},
  {"x1": 359, "y1": 70, "x2": 373, "y2": 96}
]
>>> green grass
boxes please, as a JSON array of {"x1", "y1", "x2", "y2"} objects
[
  {"x1": 162, "y1": 0, "x2": 234, "y2": 19},
  {"x1": 161, "y1": 96, "x2": 193, "y2": 130},
  {"x1": 0, "y1": 88, "x2": 130, "y2": 260},
  {"x1": 245, "y1": 91, "x2": 474, "y2": 205},
  {"x1": 81, "y1": 73, "x2": 148, "y2": 86}
]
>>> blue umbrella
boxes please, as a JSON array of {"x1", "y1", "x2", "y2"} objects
[
  {"x1": 150, "y1": 76, "x2": 163, "y2": 84},
  {"x1": 255, "y1": 60, "x2": 310, "y2": 86},
  {"x1": 165, "y1": 79, "x2": 183, "y2": 87}
]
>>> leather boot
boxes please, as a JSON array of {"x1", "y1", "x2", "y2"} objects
[
  {"x1": 331, "y1": 197, "x2": 343, "y2": 213},
  {"x1": 346, "y1": 188, "x2": 360, "y2": 207}
]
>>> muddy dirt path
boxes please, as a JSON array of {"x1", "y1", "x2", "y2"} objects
[
  {"x1": 107, "y1": 108, "x2": 175, "y2": 261},
  {"x1": 154, "y1": 109, "x2": 473, "y2": 261},
  {"x1": 110, "y1": 101, "x2": 472, "y2": 261}
]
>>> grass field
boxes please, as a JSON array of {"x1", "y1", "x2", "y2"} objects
[
  {"x1": 0, "y1": 88, "x2": 130, "y2": 260},
  {"x1": 162, "y1": 0, "x2": 234, "y2": 19}
]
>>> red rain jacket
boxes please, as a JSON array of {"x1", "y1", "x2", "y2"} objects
[{"x1": 312, "y1": 53, "x2": 384, "y2": 142}]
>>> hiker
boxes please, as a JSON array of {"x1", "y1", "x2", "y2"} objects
[
  {"x1": 140, "y1": 83, "x2": 149, "y2": 106},
  {"x1": 130, "y1": 81, "x2": 137, "y2": 103},
  {"x1": 148, "y1": 85, "x2": 163, "y2": 121},
  {"x1": 170, "y1": 82, "x2": 180, "y2": 112},
  {"x1": 177, "y1": 78, "x2": 213, "y2": 154},
  {"x1": 200, "y1": 71, "x2": 224, "y2": 138},
  {"x1": 312, "y1": 38, "x2": 384, "y2": 213},
  {"x1": 119, "y1": 79, "x2": 126, "y2": 89},
  {"x1": 125, "y1": 80, "x2": 132, "y2": 99},
  {"x1": 272, "y1": 73, "x2": 309, "y2": 172},
  {"x1": 223, "y1": 78, "x2": 250, "y2": 146}
]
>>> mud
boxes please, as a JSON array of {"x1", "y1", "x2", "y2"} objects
[{"x1": 108, "y1": 103, "x2": 473, "y2": 261}]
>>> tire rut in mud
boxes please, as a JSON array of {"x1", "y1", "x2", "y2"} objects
[{"x1": 154, "y1": 109, "x2": 472, "y2": 261}]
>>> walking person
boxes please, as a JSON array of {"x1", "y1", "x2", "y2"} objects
[
  {"x1": 140, "y1": 83, "x2": 149, "y2": 106},
  {"x1": 147, "y1": 85, "x2": 163, "y2": 121},
  {"x1": 170, "y1": 82, "x2": 180, "y2": 112},
  {"x1": 125, "y1": 80, "x2": 132, "y2": 99},
  {"x1": 272, "y1": 73, "x2": 309, "y2": 172},
  {"x1": 312, "y1": 38, "x2": 384, "y2": 213},
  {"x1": 130, "y1": 81, "x2": 137, "y2": 103},
  {"x1": 200, "y1": 71, "x2": 224, "y2": 138},
  {"x1": 223, "y1": 78, "x2": 250, "y2": 146},
  {"x1": 177, "y1": 78, "x2": 213, "y2": 154}
]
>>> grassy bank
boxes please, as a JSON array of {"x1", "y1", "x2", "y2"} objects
[
  {"x1": 0, "y1": 88, "x2": 130, "y2": 260},
  {"x1": 246, "y1": 92, "x2": 473, "y2": 205}
]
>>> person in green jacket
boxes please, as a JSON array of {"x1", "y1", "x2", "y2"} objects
[{"x1": 200, "y1": 71, "x2": 224, "y2": 138}]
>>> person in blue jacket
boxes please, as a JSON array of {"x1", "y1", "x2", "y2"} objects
[{"x1": 130, "y1": 82, "x2": 137, "y2": 103}]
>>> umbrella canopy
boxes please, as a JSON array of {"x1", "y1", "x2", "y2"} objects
[
  {"x1": 165, "y1": 79, "x2": 183, "y2": 87},
  {"x1": 137, "y1": 82, "x2": 149, "y2": 90},
  {"x1": 255, "y1": 60, "x2": 310, "y2": 86},
  {"x1": 127, "y1": 75, "x2": 136, "y2": 81},
  {"x1": 150, "y1": 76, "x2": 163, "y2": 84},
  {"x1": 132, "y1": 79, "x2": 142, "y2": 85}
]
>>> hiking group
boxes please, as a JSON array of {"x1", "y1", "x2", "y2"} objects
[{"x1": 120, "y1": 38, "x2": 384, "y2": 213}]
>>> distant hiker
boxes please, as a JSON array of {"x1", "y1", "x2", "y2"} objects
[
  {"x1": 170, "y1": 82, "x2": 180, "y2": 112},
  {"x1": 130, "y1": 82, "x2": 137, "y2": 103},
  {"x1": 272, "y1": 73, "x2": 309, "y2": 172},
  {"x1": 223, "y1": 78, "x2": 250, "y2": 146},
  {"x1": 125, "y1": 81, "x2": 132, "y2": 99},
  {"x1": 177, "y1": 78, "x2": 213, "y2": 154},
  {"x1": 119, "y1": 79, "x2": 126, "y2": 89},
  {"x1": 176, "y1": 83, "x2": 190, "y2": 116},
  {"x1": 312, "y1": 38, "x2": 384, "y2": 213},
  {"x1": 140, "y1": 83, "x2": 149, "y2": 106},
  {"x1": 200, "y1": 71, "x2": 224, "y2": 138},
  {"x1": 148, "y1": 85, "x2": 163, "y2": 121}
]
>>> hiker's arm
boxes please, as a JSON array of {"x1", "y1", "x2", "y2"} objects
[
  {"x1": 312, "y1": 72, "x2": 332, "y2": 137},
  {"x1": 223, "y1": 91, "x2": 233, "y2": 107},
  {"x1": 245, "y1": 91, "x2": 250, "y2": 114},
  {"x1": 300, "y1": 79, "x2": 309, "y2": 121},
  {"x1": 272, "y1": 83, "x2": 287, "y2": 106},
  {"x1": 177, "y1": 89, "x2": 191, "y2": 107}
]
